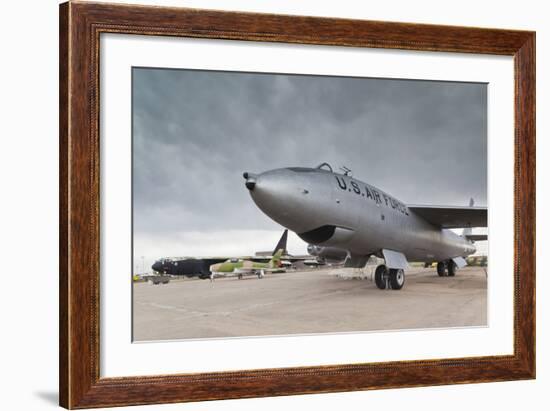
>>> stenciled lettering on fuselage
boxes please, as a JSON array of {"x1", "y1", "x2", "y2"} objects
[{"x1": 334, "y1": 175, "x2": 409, "y2": 216}]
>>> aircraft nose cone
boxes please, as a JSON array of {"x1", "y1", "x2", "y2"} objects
[
  {"x1": 244, "y1": 168, "x2": 319, "y2": 233},
  {"x1": 243, "y1": 172, "x2": 257, "y2": 191},
  {"x1": 151, "y1": 261, "x2": 162, "y2": 272}
]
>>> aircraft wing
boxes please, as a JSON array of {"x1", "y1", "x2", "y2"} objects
[{"x1": 408, "y1": 205, "x2": 487, "y2": 229}]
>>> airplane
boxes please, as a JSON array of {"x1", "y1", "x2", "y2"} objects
[
  {"x1": 243, "y1": 162, "x2": 487, "y2": 290},
  {"x1": 209, "y1": 249, "x2": 285, "y2": 279},
  {"x1": 151, "y1": 230, "x2": 289, "y2": 278}
]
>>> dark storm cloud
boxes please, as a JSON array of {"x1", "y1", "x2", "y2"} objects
[{"x1": 132, "y1": 68, "x2": 487, "y2": 237}]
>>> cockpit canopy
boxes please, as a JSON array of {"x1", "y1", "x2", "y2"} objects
[{"x1": 313, "y1": 162, "x2": 352, "y2": 176}]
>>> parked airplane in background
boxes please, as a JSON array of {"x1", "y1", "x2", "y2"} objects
[
  {"x1": 209, "y1": 250, "x2": 285, "y2": 279},
  {"x1": 151, "y1": 228, "x2": 344, "y2": 277},
  {"x1": 151, "y1": 230, "x2": 289, "y2": 278},
  {"x1": 244, "y1": 162, "x2": 487, "y2": 290}
]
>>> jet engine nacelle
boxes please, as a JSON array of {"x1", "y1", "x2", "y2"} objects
[{"x1": 299, "y1": 225, "x2": 355, "y2": 247}]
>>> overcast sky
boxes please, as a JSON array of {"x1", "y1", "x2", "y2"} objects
[{"x1": 132, "y1": 67, "x2": 487, "y2": 270}]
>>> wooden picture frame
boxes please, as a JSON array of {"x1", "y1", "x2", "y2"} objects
[{"x1": 59, "y1": 1, "x2": 535, "y2": 408}]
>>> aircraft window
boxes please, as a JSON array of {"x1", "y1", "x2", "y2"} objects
[{"x1": 230, "y1": 258, "x2": 239, "y2": 263}]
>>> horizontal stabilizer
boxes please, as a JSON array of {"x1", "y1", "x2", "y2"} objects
[
  {"x1": 382, "y1": 249, "x2": 409, "y2": 270},
  {"x1": 465, "y1": 234, "x2": 488, "y2": 242},
  {"x1": 408, "y1": 205, "x2": 487, "y2": 229}
]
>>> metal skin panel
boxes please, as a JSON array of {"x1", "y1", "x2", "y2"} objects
[{"x1": 245, "y1": 166, "x2": 478, "y2": 264}]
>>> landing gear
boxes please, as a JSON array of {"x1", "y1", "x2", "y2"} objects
[
  {"x1": 237, "y1": 273, "x2": 243, "y2": 280},
  {"x1": 437, "y1": 260, "x2": 457, "y2": 277},
  {"x1": 447, "y1": 260, "x2": 456, "y2": 277},
  {"x1": 375, "y1": 265, "x2": 387, "y2": 289},
  {"x1": 375, "y1": 265, "x2": 404, "y2": 290},
  {"x1": 389, "y1": 269, "x2": 405, "y2": 290}
]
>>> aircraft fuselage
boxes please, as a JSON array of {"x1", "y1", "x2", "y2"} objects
[{"x1": 244, "y1": 167, "x2": 475, "y2": 263}]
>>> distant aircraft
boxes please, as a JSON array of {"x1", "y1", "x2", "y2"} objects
[
  {"x1": 244, "y1": 162, "x2": 487, "y2": 290},
  {"x1": 209, "y1": 249, "x2": 285, "y2": 279},
  {"x1": 151, "y1": 230, "x2": 288, "y2": 278}
]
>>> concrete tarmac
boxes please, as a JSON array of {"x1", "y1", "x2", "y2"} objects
[{"x1": 133, "y1": 266, "x2": 487, "y2": 341}]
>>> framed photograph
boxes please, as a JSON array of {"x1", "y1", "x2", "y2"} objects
[{"x1": 59, "y1": 1, "x2": 535, "y2": 408}]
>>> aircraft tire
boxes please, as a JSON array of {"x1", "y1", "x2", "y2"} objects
[
  {"x1": 437, "y1": 261, "x2": 446, "y2": 277},
  {"x1": 389, "y1": 269, "x2": 405, "y2": 290},
  {"x1": 374, "y1": 265, "x2": 387, "y2": 290},
  {"x1": 447, "y1": 260, "x2": 456, "y2": 277},
  {"x1": 238, "y1": 273, "x2": 243, "y2": 280}
]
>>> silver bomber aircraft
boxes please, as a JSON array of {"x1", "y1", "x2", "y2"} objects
[{"x1": 243, "y1": 163, "x2": 487, "y2": 291}]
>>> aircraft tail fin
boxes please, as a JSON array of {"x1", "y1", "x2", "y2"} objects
[{"x1": 272, "y1": 229, "x2": 288, "y2": 256}]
